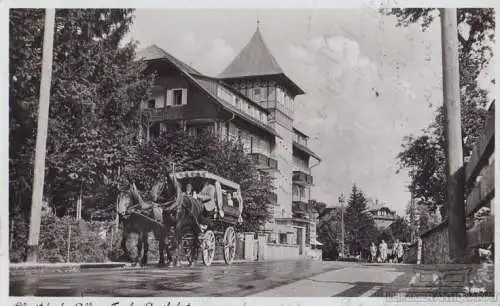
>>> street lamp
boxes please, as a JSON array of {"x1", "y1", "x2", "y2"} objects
[{"x1": 339, "y1": 194, "x2": 345, "y2": 258}]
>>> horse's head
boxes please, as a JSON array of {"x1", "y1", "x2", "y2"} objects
[
  {"x1": 151, "y1": 173, "x2": 179, "y2": 203},
  {"x1": 116, "y1": 188, "x2": 134, "y2": 218}
]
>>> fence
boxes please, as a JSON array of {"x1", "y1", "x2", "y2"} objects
[
  {"x1": 464, "y1": 102, "x2": 495, "y2": 253},
  {"x1": 414, "y1": 102, "x2": 494, "y2": 264}
]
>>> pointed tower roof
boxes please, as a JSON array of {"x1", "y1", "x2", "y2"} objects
[{"x1": 219, "y1": 28, "x2": 304, "y2": 96}]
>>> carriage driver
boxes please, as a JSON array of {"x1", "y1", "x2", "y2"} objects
[{"x1": 197, "y1": 181, "x2": 224, "y2": 231}]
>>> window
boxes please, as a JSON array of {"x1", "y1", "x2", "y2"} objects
[
  {"x1": 268, "y1": 86, "x2": 276, "y2": 101},
  {"x1": 254, "y1": 88, "x2": 261, "y2": 95},
  {"x1": 293, "y1": 185, "x2": 299, "y2": 201},
  {"x1": 173, "y1": 89, "x2": 183, "y2": 106},
  {"x1": 147, "y1": 99, "x2": 155, "y2": 108},
  {"x1": 279, "y1": 233, "x2": 287, "y2": 244},
  {"x1": 167, "y1": 88, "x2": 187, "y2": 106},
  {"x1": 299, "y1": 187, "x2": 305, "y2": 200},
  {"x1": 237, "y1": 130, "x2": 243, "y2": 142}
]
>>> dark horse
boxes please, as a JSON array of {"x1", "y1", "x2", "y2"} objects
[
  {"x1": 117, "y1": 174, "x2": 209, "y2": 267},
  {"x1": 169, "y1": 190, "x2": 207, "y2": 267},
  {"x1": 116, "y1": 174, "x2": 180, "y2": 266}
]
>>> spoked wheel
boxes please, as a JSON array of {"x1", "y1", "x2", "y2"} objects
[
  {"x1": 201, "y1": 230, "x2": 216, "y2": 266},
  {"x1": 223, "y1": 227, "x2": 236, "y2": 265},
  {"x1": 183, "y1": 240, "x2": 193, "y2": 265}
]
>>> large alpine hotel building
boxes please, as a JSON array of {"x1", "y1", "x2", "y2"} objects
[{"x1": 137, "y1": 27, "x2": 322, "y2": 255}]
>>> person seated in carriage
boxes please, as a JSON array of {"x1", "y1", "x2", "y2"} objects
[
  {"x1": 184, "y1": 183, "x2": 194, "y2": 197},
  {"x1": 197, "y1": 181, "x2": 224, "y2": 231}
]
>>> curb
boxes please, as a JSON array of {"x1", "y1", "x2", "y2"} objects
[{"x1": 10, "y1": 262, "x2": 131, "y2": 274}]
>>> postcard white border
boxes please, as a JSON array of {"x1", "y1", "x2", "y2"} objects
[{"x1": 2, "y1": 0, "x2": 499, "y2": 305}]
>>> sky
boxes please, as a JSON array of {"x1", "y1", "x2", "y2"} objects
[{"x1": 126, "y1": 8, "x2": 493, "y2": 216}]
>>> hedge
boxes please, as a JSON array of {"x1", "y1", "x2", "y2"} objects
[{"x1": 10, "y1": 214, "x2": 126, "y2": 263}]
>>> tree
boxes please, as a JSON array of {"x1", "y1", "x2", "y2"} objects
[
  {"x1": 405, "y1": 197, "x2": 438, "y2": 239},
  {"x1": 316, "y1": 207, "x2": 342, "y2": 260},
  {"x1": 9, "y1": 9, "x2": 153, "y2": 219},
  {"x1": 386, "y1": 217, "x2": 412, "y2": 243},
  {"x1": 383, "y1": 9, "x2": 495, "y2": 217},
  {"x1": 344, "y1": 184, "x2": 377, "y2": 256}
]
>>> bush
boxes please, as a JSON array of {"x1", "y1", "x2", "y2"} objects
[
  {"x1": 10, "y1": 214, "x2": 123, "y2": 263},
  {"x1": 9, "y1": 210, "x2": 29, "y2": 262}
]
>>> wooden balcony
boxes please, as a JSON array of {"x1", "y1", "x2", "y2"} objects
[
  {"x1": 293, "y1": 170, "x2": 313, "y2": 186},
  {"x1": 141, "y1": 108, "x2": 165, "y2": 122},
  {"x1": 249, "y1": 153, "x2": 278, "y2": 171}
]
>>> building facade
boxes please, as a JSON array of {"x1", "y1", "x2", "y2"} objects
[
  {"x1": 136, "y1": 27, "x2": 321, "y2": 254},
  {"x1": 363, "y1": 199, "x2": 397, "y2": 230}
]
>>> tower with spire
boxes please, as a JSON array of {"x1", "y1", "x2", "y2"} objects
[{"x1": 219, "y1": 26, "x2": 317, "y2": 244}]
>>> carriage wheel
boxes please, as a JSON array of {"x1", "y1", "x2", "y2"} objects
[
  {"x1": 223, "y1": 227, "x2": 236, "y2": 265},
  {"x1": 201, "y1": 230, "x2": 216, "y2": 266}
]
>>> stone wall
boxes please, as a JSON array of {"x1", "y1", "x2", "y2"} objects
[
  {"x1": 421, "y1": 221, "x2": 450, "y2": 264},
  {"x1": 403, "y1": 242, "x2": 418, "y2": 264},
  {"x1": 264, "y1": 243, "x2": 300, "y2": 260}
]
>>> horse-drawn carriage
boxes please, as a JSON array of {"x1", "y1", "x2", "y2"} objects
[
  {"x1": 173, "y1": 171, "x2": 243, "y2": 265},
  {"x1": 117, "y1": 170, "x2": 243, "y2": 267}
]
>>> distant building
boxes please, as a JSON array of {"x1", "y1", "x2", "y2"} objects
[
  {"x1": 136, "y1": 26, "x2": 321, "y2": 255},
  {"x1": 363, "y1": 199, "x2": 397, "y2": 230}
]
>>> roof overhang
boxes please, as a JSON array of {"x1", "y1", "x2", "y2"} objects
[
  {"x1": 293, "y1": 141, "x2": 321, "y2": 162},
  {"x1": 311, "y1": 239, "x2": 323, "y2": 246},
  {"x1": 220, "y1": 73, "x2": 305, "y2": 97}
]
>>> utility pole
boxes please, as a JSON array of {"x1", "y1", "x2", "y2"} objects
[
  {"x1": 26, "y1": 9, "x2": 56, "y2": 263},
  {"x1": 339, "y1": 194, "x2": 345, "y2": 258},
  {"x1": 440, "y1": 8, "x2": 466, "y2": 263}
]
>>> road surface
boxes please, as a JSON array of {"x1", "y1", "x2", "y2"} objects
[{"x1": 10, "y1": 260, "x2": 492, "y2": 297}]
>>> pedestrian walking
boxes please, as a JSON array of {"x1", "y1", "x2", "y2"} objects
[
  {"x1": 370, "y1": 242, "x2": 377, "y2": 262},
  {"x1": 395, "y1": 239, "x2": 404, "y2": 263},
  {"x1": 379, "y1": 240, "x2": 388, "y2": 263}
]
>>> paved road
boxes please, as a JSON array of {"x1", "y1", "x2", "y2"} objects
[
  {"x1": 10, "y1": 260, "x2": 414, "y2": 297},
  {"x1": 10, "y1": 260, "x2": 493, "y2": 297}
]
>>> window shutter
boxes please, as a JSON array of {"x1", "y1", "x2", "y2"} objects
[
  {"x1": 181, "y1": 88, "x2": 187, "y2": 105},
  {"x1": 166, "y1": 90, "x2": 173, "y2": 106},
  {"x1": 156, "y1": 94, "x2": 165, "y2": 108}
]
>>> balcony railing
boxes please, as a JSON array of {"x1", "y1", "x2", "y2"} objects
[
  {"x1": 292, "y1": 170, "x2": 313, "y2": 186},
  {"x1": 292, "y1": 201, "x2": 310, "y2": 216},
  {"x1": 249, "y1": 153, "x2": 278, "y2": 170},
  {"x1": 293, "y1": 133, "x2": 308, "y2": 147},
  {"x1": 141, "y1": 108, "x2": 165, "y2": 121}
]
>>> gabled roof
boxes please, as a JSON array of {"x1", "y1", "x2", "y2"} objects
[
  {"x1": 137, "y1": 44, "x2": 202, "y2": 76},
  {"x1": 218, "y1": 28, "x2": 305, "y2": 96},
  {"x1": 137, "y1": 44, "x2": 280, "y2": 139},
  {"x1": 363, "y1": 199, "x2": 395, "y2": 213}
]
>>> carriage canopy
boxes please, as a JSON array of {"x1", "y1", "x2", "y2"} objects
[
  {"x1": 171, "y1": 171, "x2": 240, "y2": 190},
  {"x1": 170, "y1": 171, "x2": 243, "y2": 223}
]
